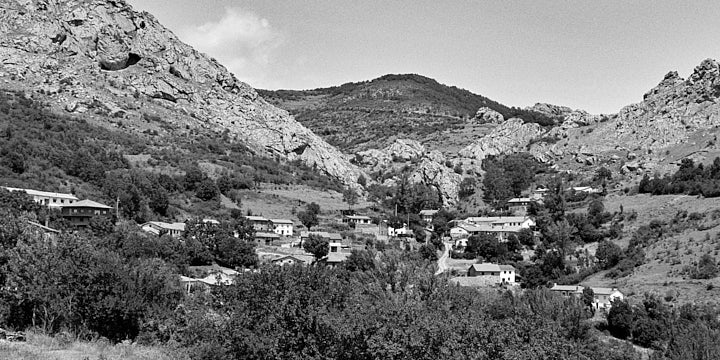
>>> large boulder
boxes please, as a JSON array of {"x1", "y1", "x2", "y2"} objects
[
  {"x1": 459, "y1": 118, "x2": 545, "y2": 160},
  {"x1": 474, "y1": 107, "x2": 504, "y2": 124}
]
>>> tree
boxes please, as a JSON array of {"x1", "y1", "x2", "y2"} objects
[
  {"x1": 357, "y1": 174, "x2": 367, "y2": 187},
  {"x1": 342, "y1": 188, "x2": 358, "y2": 209},
  {"x1": 582, "y1": 287, "x2": 595, "y2": 309},
  {"x1": 607, "y1": 299, "x2": 633, "y2": 339},
  {"x1": 431, "y1": 209, "x2": 455, "y2": 237},
  {"x1": 419, "y1": 243, "x2": 438, "y2": 260},
  {"x1": 596, "y1": 241, "x2": 623, "y2": 269},
  {"x1": 344, "y1": 249, "x2": 375, "y2": 272},
  {"x1": 304, "y1": 234, "x2": 329, "y2": 261},
  {"x1": 195, "y1": 178, "x2": 219, "y2": 201},
  {"x1": 183, "y1": 165, "x2": 205, "y2": 191},
  {"x1": 517, "y1": 228, "x2": 535, "y2": 247},
  {"x1": 298, "y1": 202, "x2": 320, "y2": 231},
  {"x1": 693, "y1": 254, "x2": 718, "y2": 279}
]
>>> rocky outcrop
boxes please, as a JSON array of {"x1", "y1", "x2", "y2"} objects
[
  {"x1": 474, "y1": 107, "x2": 504, "y2": 124},
  {"x1": 386, "y1": 139, "x2": 425, "y2": 160},
  {"x1": 408, "y1": 159, "x2": 462, "y2": 206},
  {"x1": 459, "y1": 118, "x2": 545, "y2": 160},
  {"x1": 0, "y1": 0, "x2": 365, "y2": 189}
]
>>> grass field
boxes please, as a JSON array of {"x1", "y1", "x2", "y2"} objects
[{"x1": 0, "y1": 332, "x2": 186, "y2": 360}]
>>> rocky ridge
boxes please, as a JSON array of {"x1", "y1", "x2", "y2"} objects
[{"x1": 0, "y1": 0, "x2": 364, "y2": 189}]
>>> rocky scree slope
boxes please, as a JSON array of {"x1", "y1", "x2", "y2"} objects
[{"x1": 0, "y1": 0, "x2": 364, "y2": 189}]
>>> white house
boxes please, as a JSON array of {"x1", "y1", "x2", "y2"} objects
[
  {"x1": 271, "y1": 219, "x2": 294, "y2": 236},
  {"x1": 549, "y1": 284, "x2": 624, "y2": 309},
  {"x1": 271, "y1": 254, "x2": 314, "y2": 266},
  {"x1": 342, "y1": 215, "x2": 372, "y2": 225},
  {"x1": 506, "y1": 198, "x2": 534, "y2": 215},
  {"x1": 246, "y1": 215, "x2": 272, "y2": 231},
  {"x1": 140, "y1": 221, "x2": 186, "y2": 237},
  {"x1": 467, "y1": 263, "x2": 516, "y2": 284},
  {"x1": 451, "y1": 216, "x2": 534, "y2": 242},
  {"x1": 388, "y1": 223, "x2": 413, "y2": 237},
  {"x1": 419, "y1": 209, "x2": 439, "y2": 223},
  {"x1": 2, "y1": 186, "x2": 78, "y2": 208}
]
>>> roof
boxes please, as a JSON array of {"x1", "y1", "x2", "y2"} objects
[
  {"x1": 326, "y1": 252, "x2": 349, "y2": 263},
  {"x1": 63, "y1": 199, "x2": 112, "y2": 209},
  {"x1": 143, "y1": 221, "x2": 186, "y2": 231},
  {"x1": 470, "y1": 263, "x2": 515, "y2": 272},
  {"x1": 300, "y1": 231, "x2": 343, "y2": 241},
  {"x1": 344, "y1": 215, "x2": 371, "y2": 220},
  {"x1": 592, "y1": 287, "x2": 621, "y2": 295},
  {"x1": 465, "y1": 216, "x2": 532, "y2": 224},
  {"x1": 3, "y1": 187, "x2": 78, "y2": 200},
  {"x1": 255, "y1": 232, "x2": 280, "y2": 238},
  {"x1": 507, "y1": 198, "x2": 533, "y2": 203},
  {"x1": 271, "y1": 219, "x2": 293, "y2": 224},
  {"x1": 246, "y1": 215, "x2": 270, "y2": 222},
  {"x1": 549, "y1": 284, "x2": 584, "y2": 292},
  {"x1": 419, "y1": 209, "x2": 439, "y2": 216},
  {"x1": 271, "y1": 254, "x2": 314, "y2": 264},
  {"x1": 27, "y1": 221, "x2": 60, "y2": 234}
]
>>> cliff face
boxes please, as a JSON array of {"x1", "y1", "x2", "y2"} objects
[{"x1": 0, "y1": 0, "x2": 364, "y2": 188}]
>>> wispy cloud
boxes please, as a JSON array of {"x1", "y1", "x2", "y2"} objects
[{"x1": 180, "y1": 7, "x2": 282, "y2": 87}]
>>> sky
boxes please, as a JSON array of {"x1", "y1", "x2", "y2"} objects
[{"x1": 127, "y1": 0, "x2": 720, "y2": 114}]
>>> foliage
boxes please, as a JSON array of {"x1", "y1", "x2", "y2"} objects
[
  {"x1": 418, "y1": 243, "x2": 438, "y2": 260},
  {"x1": 638, "y1": 157, "x2": 720, "y2": 197},
  {"x1": 298, "y1": 202, "x2": 321, "y2": 230},
  {"x1": 303, "y1": 234, "x2": 329, "y2": 261},
  {"x1": 482, "y1": 153, "x2": 545, "y2": 204},
  {"x1": 596, "y1": 241, "x2": 623, "y2": 269},
  {"x1": 689, "y1": 254, "x2": 718, "y2": 279}
]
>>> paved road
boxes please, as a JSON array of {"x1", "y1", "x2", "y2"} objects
[{"x1": 435, "y1": 241, "x2": 451, "y2": 275}]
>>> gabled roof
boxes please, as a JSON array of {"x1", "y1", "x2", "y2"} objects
[
  {"x1": 344, "y1": 215, "x2": 371, "y2": 220},
  {"x1": 419, "y1": 209, "x2": 439, "y2": 216},
  {"x1": 507, "y1": 198, "x2": 533, "y2": 203},
  {"x1": 63, "y1": 199, "x2": 113, "y2": 209},
  {"x1": 255, "y1": 232, "x2": 280, "y2": 239},
  {"x1": 3, "y1": 187, "x2": 78, "y2": 200},
  {"x1": 271, "y1": 219, "x2": 293, "y2": 224},
  {"x1": 143, "y1": 221, "x2": 186, "y2": 231},
  {"x1": 466, "y1": 216, "x2": 532, "y2": 224},
  {"x1": 549, "y1": 284, "x2": 584, "y2": 292},
  {"x1": 470, "y1": 263, "x2": 514, "y2": 272},
  {"x1": 271, "y1": 254, "x2": 314, "y2": 264},
  {"x1": 592, "y1": 287, "x2": 621, "y2": 295},
  {"x1": 246, "y1": 215, "x2": 270, "y2": 222},
  {"x1": 300, "y1": 231, "x2": 343, "y2": 241}
]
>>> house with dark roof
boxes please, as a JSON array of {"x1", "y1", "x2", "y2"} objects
[
  {"x1": 467, "y1": 263, "x2": 516, "y2": 284},
  {"x1": 270, "y1": 219, "x2": 294, "y2": 236},
  {"x1": 271, "y1": 254, "x2": 314, "y2": 266},
  {"x1": 60, "y1": 199, "x2": 113, "y2": 227}
]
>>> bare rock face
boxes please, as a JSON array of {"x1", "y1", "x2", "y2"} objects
[
  {"x1": 459, "y1": 118, "x2": 545, "y2": 160},
  {"x1": 386, "y1": 139, "x2": 425, "y2": 160},
  {"x1": 474, "y1": 107, "x2": 504, "y2": 124},
  {"x1": 0, "y1": 0, "x2": 365, "y2": 189},
  {"x1": 408, "y1": 159, "x2": 462, "y2": 206}
]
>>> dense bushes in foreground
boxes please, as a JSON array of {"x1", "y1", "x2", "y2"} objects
[{"x1": 639, "y1": 157, "x2": 720, "y2": 197}]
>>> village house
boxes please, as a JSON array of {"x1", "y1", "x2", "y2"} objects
[
  {"x1": 342, "y1": 214, "x2": 372, "y2": 226},
  {"x1": 270, "y1": 219, "x2": 294, "y2": 236},
  {"x1": 419, "y1": 209, "x2": 439, "y2": 224},
  {"x1": 570, "y1": 186, "x2": 602, "y2": 194},
  {"x1": 506, "y1": 198, "x2": 534, "y2": 215},
  {"x1": 549, "y1": 284, "x2": 624, "y2": 309},
  {"x1": 387, "y1": 223, "x2": 413, "y2": 238},
  {"x1": 531, "y1": 187, "x2": 548, "y2": 200},
  {"x1": 179, "y1": 268, "x2": 238, "y2": 294},
  {"x1": 322, "y1": 242, "x2": 349, "y2": 266},
  {"x1": 3, "y1": 186, "x2": 78, "y2": 208},
  {"x1": 300, "y1": 231, "x2": 343, "y2": 244},
  {"x1": 450, "y1": 216, "x2": 535, "y2": 242},
  {"x1": 466, "y1": 263, "x2": 517, "y2": 284},
  {"x1": 140, "y1": 221, "x2": 186, "y2": 237},
  {"x1": 254, "y1": 232, "x2": 280, "y2": 245},
  {"x1": 60, "y1": 199, "x2": 113, "y2": 227},
  {"x1": 271, "y1": 254, "x2": 314, "y2": 266},
  {"x1": 245, "y1": 215, "x2": 272, "y2": 232}
]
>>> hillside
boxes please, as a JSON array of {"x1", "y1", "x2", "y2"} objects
[
  {"x1": 258, "y1": 74, "x2": 558, "y2": 153},
  {"x1": 0, "y1": 0, "x2": 364, "y2": 190}
]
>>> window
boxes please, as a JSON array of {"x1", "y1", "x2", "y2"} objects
[{"x1": 61, "y1": 200, "x2": 64, "y2": 204}]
